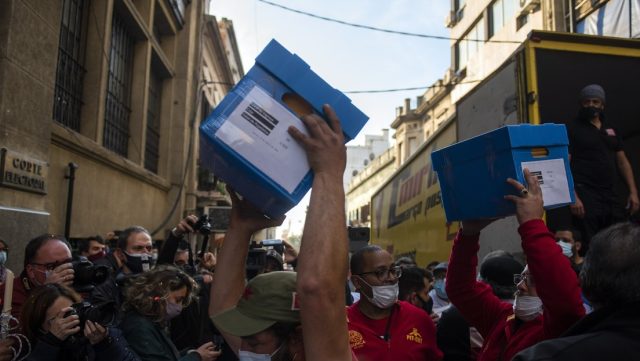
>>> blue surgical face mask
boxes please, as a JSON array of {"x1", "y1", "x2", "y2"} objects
[
  {"x1": 434, "y1": 279, "x2": 448, "y2": 300},
  {"x1": 557, "y1": 240, "x2": 573, "y2": 258},
  {"x1": 0, "y1": 251, "x2": 7, "y2": 266}
]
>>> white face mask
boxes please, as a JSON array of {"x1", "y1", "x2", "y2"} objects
[
  {"x1": 513, "y1": 295, "x2": 543, "y2": 321},
  {"x1": 360, "y1": 279, "x2": 398, "y2": 309},
  {"x1": 238, "y1": 344, "x2": 283, "y2": 361},
  {"x1": 557, "y1": 240, "x2": 573, "y2": 258}
]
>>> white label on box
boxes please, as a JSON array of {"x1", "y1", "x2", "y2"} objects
[
  {"x1": 215, "y1": 85, "x2": 310, "y2": 194},
  {"x1": 520, "y1": 159, "x2": 571, "y2": 207}
]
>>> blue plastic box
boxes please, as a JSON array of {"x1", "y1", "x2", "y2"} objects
[
  {"x1": 199, "y1": 39, "x2": 368, "y2": 218},
  {"x1": 431, "y1": 124, "x2": 574, "y2": 222}
]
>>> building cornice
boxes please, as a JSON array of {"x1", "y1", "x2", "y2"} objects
[{"x1": 51, "y1": 123, "x2": 172, "y2": 191}]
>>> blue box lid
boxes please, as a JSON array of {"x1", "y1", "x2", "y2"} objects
[
  {"x1": 433, "y1": 124, "x2": 568, "y2": 165},
  {"x1": 255, "y1": 39, "x2": 368, "y2": 141}
]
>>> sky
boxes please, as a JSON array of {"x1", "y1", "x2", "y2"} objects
[{"x1": 208, "y1": 0, "x2": 452, "y2": 237}]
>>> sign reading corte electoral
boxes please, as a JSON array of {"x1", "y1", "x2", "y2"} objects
[{"x1": 0, "y1": 148, "x2": 48, "y2": 194}]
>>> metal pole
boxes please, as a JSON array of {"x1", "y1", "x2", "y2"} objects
[{"x1": 64, "y1": 163, "x2": 79, "y2": 239}]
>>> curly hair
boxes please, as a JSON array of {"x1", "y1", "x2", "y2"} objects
[
  {"x1": 122, "y1": 265, "x2": 199, "y2": 323},
  {"x1": 21, "y1": 284, "x2": 82, "y2": 343}
]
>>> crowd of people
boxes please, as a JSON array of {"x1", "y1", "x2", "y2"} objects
[{"x1": 0, "y1": 84, "x2": 637, "y2": 361}]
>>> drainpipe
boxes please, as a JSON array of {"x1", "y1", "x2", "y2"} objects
[{"x1": 64, "y1": 163, "x2": 79, "y2": 239}]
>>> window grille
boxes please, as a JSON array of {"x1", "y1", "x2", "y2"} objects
[
  {"x1": 145, "y1": 73, "x2": 162, "y2": 173},
  {"x1": 53, "y1": 0, "x2": 87, "y2": 131},
  {"x1": 104, "y1": 15, "x2": 134, "y2": 157}
]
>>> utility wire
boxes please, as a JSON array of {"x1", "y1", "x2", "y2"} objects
[
  {"x1": 344, "y1": 79, "x2": 482, "y2": 94},
  {"x1": 257, "y1": 0, "x2": 521, "y2": 44},
  {"x1": 201, "y1": 79, "x2": 482, "y2": 95}
]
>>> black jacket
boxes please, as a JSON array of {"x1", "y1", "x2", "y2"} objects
[
  {"x1": 156, "y1": 233, "x2": 238, "y2": 359},
  {"x1": 513, "y1": 301, "x2": 640, "y2": 360},
  {"x1": 120, "y1": 311, "x2": 199, "y2": 361},
  {"x1": 25, "y1": 327, "x2": 139, "y2": 361},
  {"x1": 89, "y1": 271, "x2": 134, "y2": 325}
]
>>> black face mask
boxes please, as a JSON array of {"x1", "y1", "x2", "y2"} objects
[
  {"x1": 124, "y1": 252, "x2": 151, "y2": 274},
  {"x1": 578, "y1": 106, "x2": 603, "y2": 121},
  {"x1": 417, "y1": 294, "x2": 434, "y2": 314}
]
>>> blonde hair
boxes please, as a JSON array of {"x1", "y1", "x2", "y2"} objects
[{"x1": 123, "y1": 265, "x2": 198, "y2": 323}]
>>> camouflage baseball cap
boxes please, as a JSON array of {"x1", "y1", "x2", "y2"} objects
[{"x1": 211, "y1": 271, "x2": 300, "y2": 336}]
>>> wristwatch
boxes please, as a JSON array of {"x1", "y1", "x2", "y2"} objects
[{"x1": 171, "y1": 227, "x2": 183, "y2": 238}]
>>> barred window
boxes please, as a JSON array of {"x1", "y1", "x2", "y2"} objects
[
  {"x1": 53, "y1": 0, "x2": 88, "y2": 131},
  {"x1": 145, "y1": 73, "x2": 162, "y2": 173},
  {"x1": 104, "y1": 15, "x2": 134, "y2": 157}
]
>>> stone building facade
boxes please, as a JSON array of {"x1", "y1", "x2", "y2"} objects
[{"x1": 0, "y1": 0, "x2": 241, "y2": 271}]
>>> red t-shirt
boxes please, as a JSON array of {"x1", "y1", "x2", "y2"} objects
[{"x1": 347, "y1": 300, "x2": 442, "y2": 361}]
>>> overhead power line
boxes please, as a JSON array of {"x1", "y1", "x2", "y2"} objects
[
  {"x1": 257, "y1": 0, "x2": 521, "y2": 44},
  {"x1": 344, "y1": 79, "x2": 482, "y2": 94},
  {"x1": 202, "y1": 74, "x2": 483, "y2": 95}
]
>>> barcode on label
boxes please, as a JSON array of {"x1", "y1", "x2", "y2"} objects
[
  {"x1": 530, "y1": 171, "x2": 544, "y2": 184},
  {"x1": 241, "y1": 102, "x2": 279, "y2": 136}
]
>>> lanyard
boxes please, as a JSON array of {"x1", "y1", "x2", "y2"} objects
[{"x1": 382, "y1": 304, "x2": 396, "y2": 342}]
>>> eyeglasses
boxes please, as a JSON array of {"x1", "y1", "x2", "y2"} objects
[
  {"x1": 357, "y1": 266, "x2": 402, "y2": 281},
  {"x1": 130, "y1": 245, "x2": 153, "y2": 252},
  {"x1": 513, "y1": 273, "x2": 535, "y2": 286},
  {"x1": 30, "y1": 258, "x2": 73, "y2": 271}
]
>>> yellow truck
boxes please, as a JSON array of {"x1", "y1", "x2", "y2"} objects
[{"x1": 370, "y1": 30, "x2": 640, "y2": 265}]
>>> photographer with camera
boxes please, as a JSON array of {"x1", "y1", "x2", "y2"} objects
[
  {"x1": 20, "y1": 283, "x2": 138, "y2": 361},
  {"x1": 244, "y1": 240, "x2": 288, "y2": 279},
  {"x1": 155, "y1": 216, "x2": 228, "y2": 357},
  {"x1": 157, "y1": 215, "x2": 204, "y2": 272},
  {"x1": 12, "y1": 235, "x2": 75, "y2": 321}
]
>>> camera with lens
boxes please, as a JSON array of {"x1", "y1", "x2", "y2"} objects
[
  {"x1": 72, "y1": 256, "x2": 110, "y2": 293},
  {"x1": 348, "y1": 226, "x2": 370, "y2": 253},
  {"x1": 190, "y1": 214, "x2": 212, "y2": 236},
  {"x1": 107, "y1": 230, "x2": 123, "y2": 249},
  {"x1": 64, "y1": 301, "x2": 115, "y2": 330},
  {"x1": 246, "y1": 240, "x2": 285, "y2": 280}
]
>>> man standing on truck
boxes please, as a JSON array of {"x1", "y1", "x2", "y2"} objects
[{"x1": 568, "y1": 84, "x2": 639, "y2": 249}]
